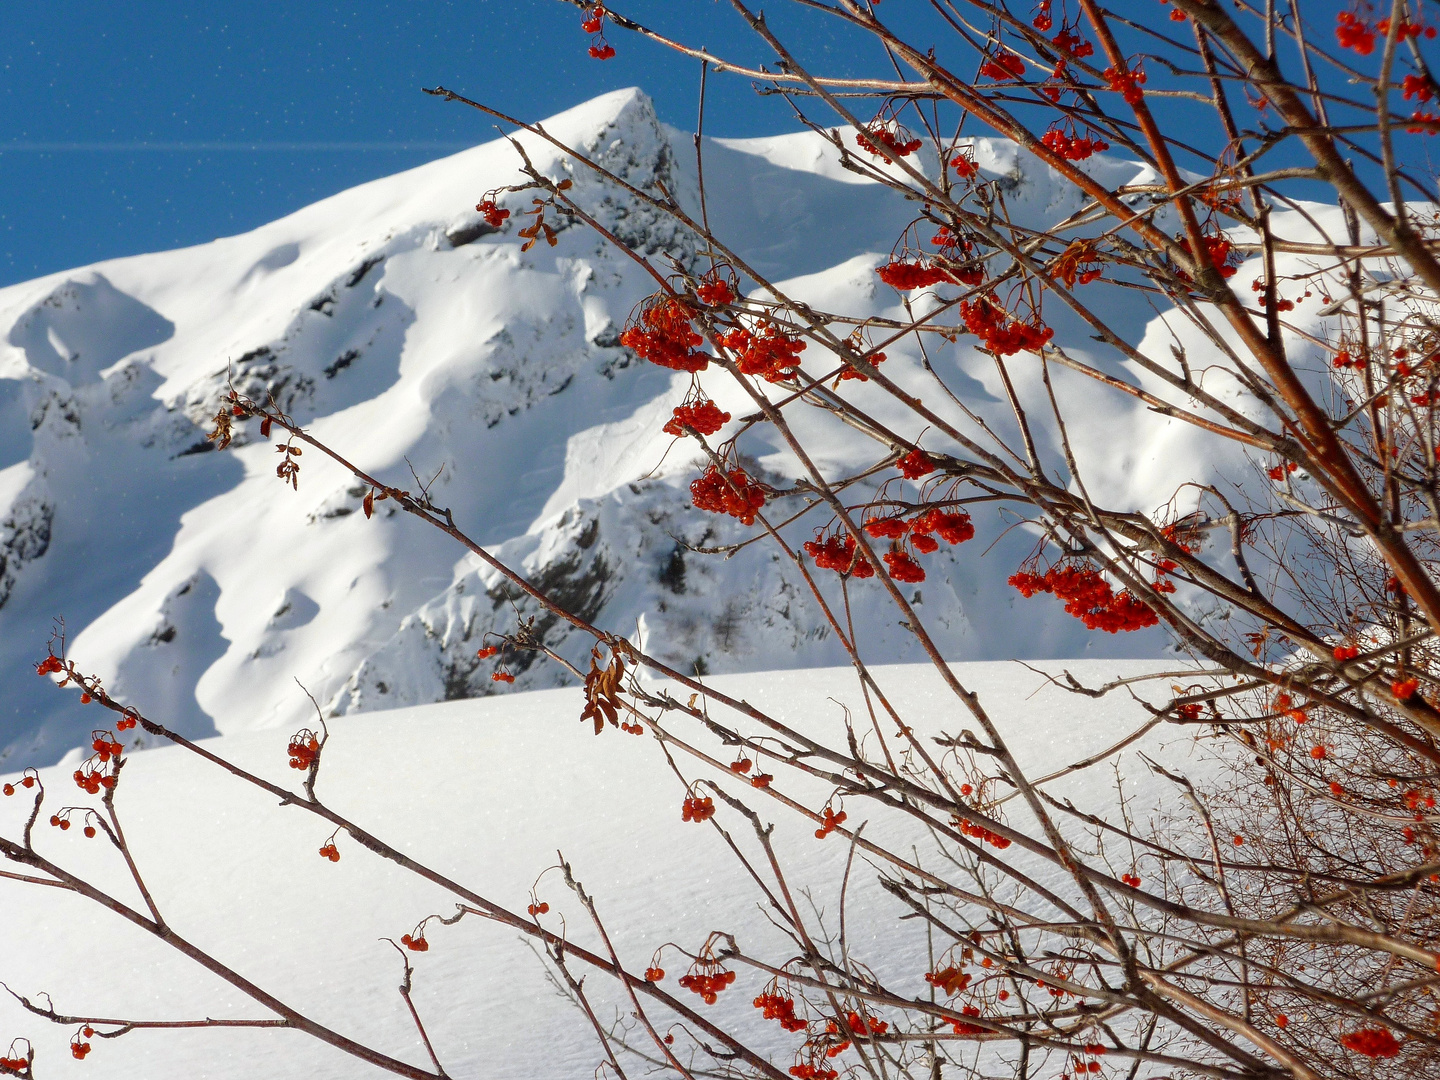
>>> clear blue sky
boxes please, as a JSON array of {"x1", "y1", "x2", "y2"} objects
[
  {"x1": 0, "y1": 0, "x2": 1379, "y2": 288},
  {"x1": 0, "y1": 1, "x2": 865, "y2": 287}
]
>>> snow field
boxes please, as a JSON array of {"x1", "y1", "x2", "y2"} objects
[{"x1": 0, "y1": 659, "x2": 1187, "y2": 1079}]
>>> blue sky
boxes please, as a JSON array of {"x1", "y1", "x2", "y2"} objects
[
  {"x1": 0, "y1": 1, "x2": 861, "y2": 287},
  {"x1": 0, "y1": 0, "x2": 1395, "y2": 288}
]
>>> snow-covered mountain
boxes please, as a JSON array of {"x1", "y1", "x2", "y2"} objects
[{"x1": 0, "y1": 88, "x2": 1257, "y2": 768}]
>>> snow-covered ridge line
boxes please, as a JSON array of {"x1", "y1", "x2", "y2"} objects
[{"x1": 0, "y1": 87, "x2": 1326, "y2": 767}]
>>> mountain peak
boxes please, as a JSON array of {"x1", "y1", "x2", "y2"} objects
[{"x1": 0, "y1": 89, "x2": 1196, "y2": 767}]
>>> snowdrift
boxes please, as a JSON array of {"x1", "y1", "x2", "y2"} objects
[{"x1": 0, "y1": 660, "x2": 1186, "y2": 1079}]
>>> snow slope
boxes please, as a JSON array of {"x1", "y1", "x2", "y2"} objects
[
  {"x1": 0, "y1": 87, "x2": 1333, "y2": 768},
  {"x1": 0, "y1": 660, "x2": 1189, "y2": 1080}
]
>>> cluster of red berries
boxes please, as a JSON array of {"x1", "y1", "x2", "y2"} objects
[
  {"x1": 725, "y1": 323, "x2": 806, "y2": 382},
  {"x1": 1403, "y1": 74, "x2": 1435, "y2": 102},
  {"x1": 644, "y1": 965, "x2": 665, "y2": 981},
  {"x1": 49, "y1": 812, "x2": 96, "y2": 838},
  {"x1": 948, "y1": 1003, "x2": 985, "y2": 1035},
  {"x1": 116, "y1": 711, "x2": 137, "y2": 731},
  {"x1": 825, "y1": 1011, "x2": 888, "y2": 1053},
  {"x1": 1008, "y1": 563, "x2": 1159, "y2": 633},
  {"x1": 1340, "y1": 1027, "x2": 1401, "y2": 1058},
  {"x1": 789, "y1": 1062, "x2": 838, "y2": 1080},
  {"x1": 883, "y1": 550, "x2": 926, "y2": 583},
  {"x1": 36, "y1": 654, "x2": 64, "y2": 678},
  {"x1": 1066, "y1": 1044, "x2": 1107, "y2": 1075},
  {"x1": 1041, "y1": 125, "x2": 1109, "y2": 161},
  {"x1": 70, "y1": 1033, "x2": 92, "y2": 1060},
  {"x1": 1378, "y1": 16, "x2": 1435, "y2": 38},
  {"x1": 950, "y1": 264, "x2": 984, "y2": 289},
  {"x1": 839, "y1": 347, "x2": 888, "y2": 381},
  {"x1": 1050, "y1": 25, "x2": 1094, "y2": 59},
  {"x1": 959, "y1": 297, "x2": 1054, "y2": 356},
  {"x1": 91, "y1": 733, "x2": 123, "y2": 763},
  {"x1": 400, "y1": 933, "x2": 429, "y2": 952},
  {"x1": 2, "y1": 774, "x2": 37, "y2": 797},
  {"x1": 527, "y1": 901, "x2": 550, "y2": 916},
  {"x1": 814, "y1": 805, "x2": 847, "y2": 839},
  {"x1": 475, "y1": 199, "x2": 510, "y2": 228},
  {"x1": 803, "y1": 532, "x2": 873, "y2": 577},
  {"x1": 1102, "y1": 64, "x2": 1146, "y2": 105},
  {"x1": 754, "y1": 989, "x2": 809, "y2": 1031},
  {"x1": 1393, "y1": 677, "x2": 1420, "y2": 700},
  {"x1": 867, "y1": 507, "x2": 975, "y2": 548},
  {"x1": 1267, "y1": 461, "x2": 1298, "y2": 481},
  {"x1": 492, "y1": 670, "x2": 516, "y2": 684},
  {"x1": 1400, "y1": 788, "x2": 1436, "y2": 812},
  {"x1": 681, "y1": 795, "x2": 716, "y2": 823},
  {"x1": 690, "y1": 465, "x2": 766, "y2": 525},
  {"x1": 678, "y1": 966, "x2": 735, "y2": 1004},
  {"x1": 956, "y1": 817, "x2": 1012, "y2": 849},
  {"x1": 752, "y1": 772, "x2": 774, "y2": 788},
  {"x1": 0, "y1": 1051, "x2": 30, "y2": 1073},
  {"x1": 288, "y1": 731, "x2": 321, "y2": 771},
  {"x1": 582, "y1": 5, "x2": 615, "y2": 58},
  {"x1": 1120, "y1": 871, "x2": 1142, "y2": 887},
  {"x1": 898, "y1": 448, "x2": 935, "y2": 479},
  {"x1": 1202, "y1": 235, "x2": 1239, "y2": 278},
  {"x1": 1407, "y1": 110, "x2": 1439, "y2": 133},
  {"x1": 925, "y1": 966, "x2": 972, "y2": 995},
  {"x1": 697, "y1": 278, "x2": 735, "y2": 306},
  {"x1": 1332, "y1": 348, "x2": 1367, "y2": 370},
  {"x1": 1338, "y1": 10, "x2": 1434, "y2": 55},
  {"x1": 979, "y1": 52, "x2": 1026, "y2": 81},
  {"x1": 951, "y1": 151, "x2": 977, "y2": 179},
  {"x1": 476, "y1": 645, "x2": 499, "y2": 659},
  {"x1": 318, "y1": 841, "x2": 340, "y2": 862},
  {"x1": 621, "y1": 298, "x2": 708, "y2": 372},
  {"x1": 929, "y1": 226, "x2": 967, "y2": 256},
  {"x1": 855, "y1": 126, "x2": 922, "y2": 158},
  {"x1": 1032, "y1": 0, "x2": 1053, "y2": 31},
  {"x1": 664, "y1": 398, "x2": 730, "y2": 437},
  {"x1": 858, "y1": 518, "x2": 904, "y2": 541},
  {"x1": 73, "y1": 761, "x2": 116, "y2": 796},
  {"x1": 1266, "y1": 695, "x2": 1301, "y2": 728},
  {"x1": 1175, "y1": 235, "x2": 1240, "y2": 286},
  {"x1": 1335, "y1": 10, "x2": 1376, "y2": 53},
  {"x1": 876, "y1": 261, "x2": 951, "y2": 291}
]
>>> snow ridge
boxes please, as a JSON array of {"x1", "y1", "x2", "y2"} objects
[{"x1": 0, "y1": 87, "x2": 1282, "y2": 766}]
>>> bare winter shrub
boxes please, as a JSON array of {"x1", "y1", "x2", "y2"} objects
[{"x1": 8, "y1": 1, "x2": 1440, "y2": 1078}]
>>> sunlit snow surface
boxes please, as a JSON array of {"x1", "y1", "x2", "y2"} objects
[
  {"x1": 0, "y1": 660, "x2": 1195, "y2": 1079},
  {"x1": 0, "y1": 86, "x2": 1343, "y2": 768}
]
